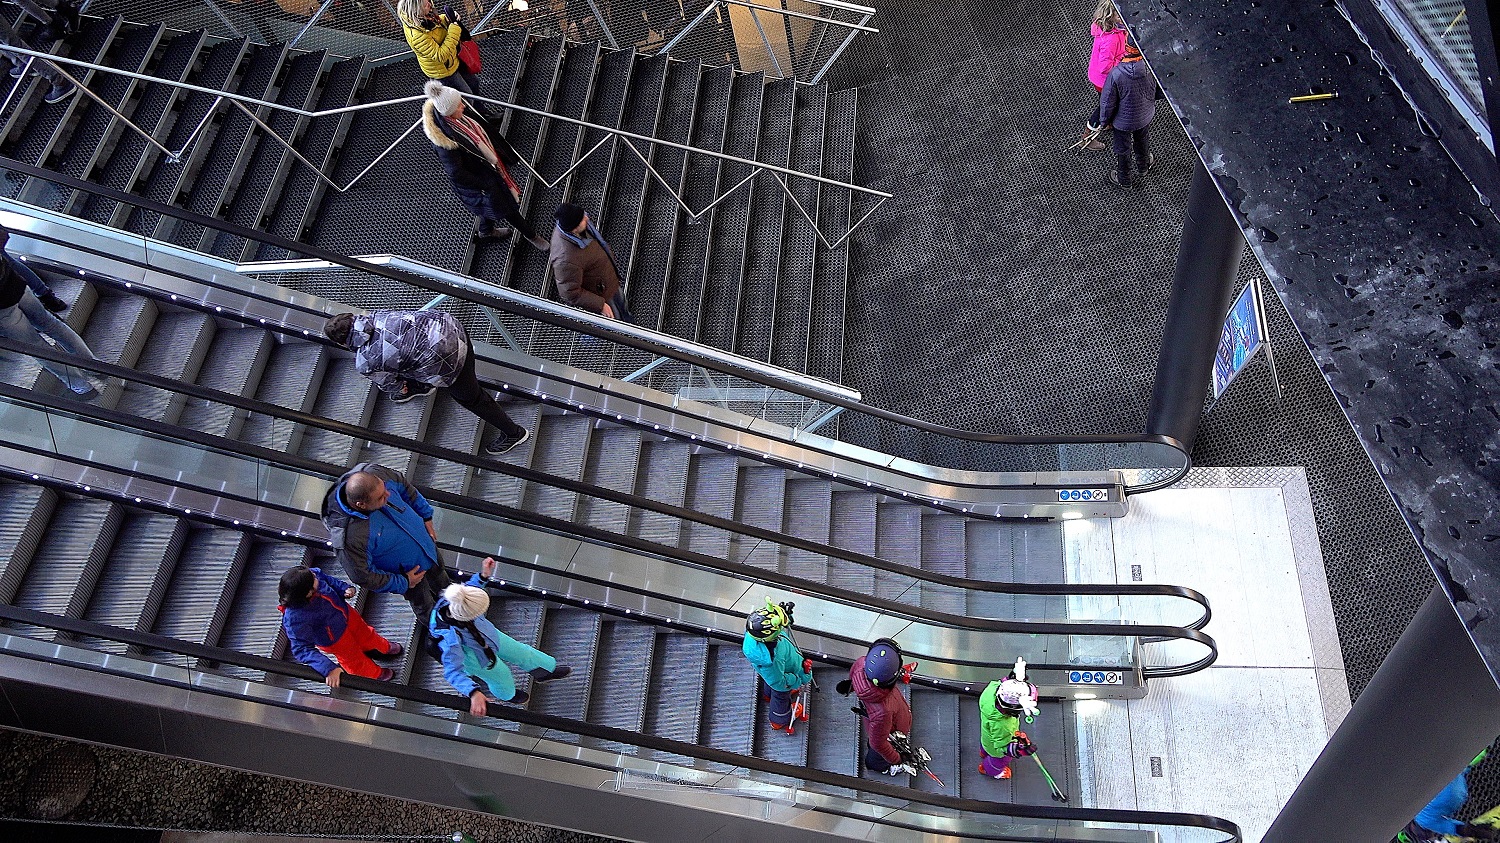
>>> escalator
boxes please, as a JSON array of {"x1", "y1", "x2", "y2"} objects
[{"x1": 0, "y1": 178, "x2": 1234, "y2": 838}]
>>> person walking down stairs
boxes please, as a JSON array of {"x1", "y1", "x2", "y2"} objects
[
  {"x1": 0, "y1": 0, "x2": 78, "y2": 104},
  {"x1": 550, "y1": 203, "x2": 634, "y2": 322},
  {"x1": 431, "y1": 556, "x2": 572, "y2": 710},
  {"x1": 423, "y1": 80, "x2": 550, "y2": 250}
]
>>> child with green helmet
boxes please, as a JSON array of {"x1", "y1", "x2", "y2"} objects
[{"x1": 742, "y1": 598, "x2": 812, "y2": 733}]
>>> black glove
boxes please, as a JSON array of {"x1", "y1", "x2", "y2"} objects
[
  {"x1": 443, "y1": 5, "x2": 460, "y2": 22},
  {"x1": 39, "y1": 292, "x2": 67, "y2": 313},
  {"x1": 778, "y1": 600, "x2": 795, "y2": 626}
]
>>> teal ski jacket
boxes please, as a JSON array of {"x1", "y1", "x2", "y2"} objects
[{"x1": 742, "y1": 631, "x2": 811, "y2": 692}]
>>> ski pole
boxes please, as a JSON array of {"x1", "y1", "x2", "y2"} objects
[{"x1": 1031, "y1": 754, "x2": 1069, "y2": 802}]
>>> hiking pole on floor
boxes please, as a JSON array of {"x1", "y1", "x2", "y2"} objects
[{"x1": 1032, "y1": 753, "x2": 1069, "y2": 802}]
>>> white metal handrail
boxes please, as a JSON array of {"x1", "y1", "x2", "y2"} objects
[{"x1": 0, "y1": 43, "x2": 889, "y2": 249}]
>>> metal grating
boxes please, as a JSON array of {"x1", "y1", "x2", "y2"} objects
[
  {"x1": 624, "y1": 58, "x2": 703, "y2": 332},
  {"x1": 562, "y1": 47, "x2": 634, "y2": 236},
  {"x1": 659, "y1": 64, "x2": 733, "y2": 341},
  {"x1": 769, "y1": 82, "x2": 826, "y2": 373},
  {"x1": 733, "y1": 76, "x2": 793, "y2": 362},
  {"x1": 808, "y1": 87, "x2": 855, "y2": 383},
  {"x1": 167, "y1": 41, "x2": 286, "y2": 246},
  {"x1": 597, "y1": 53, "x2": 669, "y2": 288},
  {"x1": 574, "y1": 426, "x2": 644, "y2": 536},
  {"x1": 255, "y1": 55, "x2": 368, "y2": 260},
  {"x1": 122, "y1": 36, "x2": 248, "y2": 233},
  {"x1": 696, "y1": 71, "x2": 763, "y2": 352},
  {"x1": 2, "y1": 16, "x2": 120, "y2": 178},
  {"x1": 211, "y1": 48, "x2": 326, "y2": 258}
]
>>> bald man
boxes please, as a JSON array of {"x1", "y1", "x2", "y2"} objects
[{"x1": 320, "y1": 462, "x2": 451, "y2": 620}]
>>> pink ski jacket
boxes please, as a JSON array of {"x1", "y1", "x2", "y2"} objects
[{"x1": 1088, "y1": 23, "x2": 1128, "y2": 89}]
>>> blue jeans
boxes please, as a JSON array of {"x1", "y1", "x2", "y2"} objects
[{"x1": 0, "y1": 286, "x2": 98, "y2": 394}]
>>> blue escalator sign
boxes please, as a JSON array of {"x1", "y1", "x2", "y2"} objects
[
  {"x1": 1057, "y1": 489, "x2": 1109, "y2": 502},
  {"x1": 1068, "y1": 670, "x2": 1123, "y2": 685}
]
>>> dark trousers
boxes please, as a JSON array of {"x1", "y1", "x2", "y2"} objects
[
  {"x1": 1112, "y1": 126, "x2": 1151, "y2": 185},
  {"x1": 764, "y1": 681, "x2": 793, "y2": 728},
  {"x1": 480, "y1": 187, "x2": 536, "y2": 240},
  {"x1": 609, "y1": 290, "x2": 635, "y2": 324},
  {"x1": 444, "y1": 349, "x2": 525, "y2": 439},
  {"x1": 438, "y1": 65, "x2": 480, "y2": 94},
  {"x1": 403, "y1": 557, "x2": 452, "y2": 622},
  {"x1": 863, "y1": 744, "x2": 894, "y2": 773}
]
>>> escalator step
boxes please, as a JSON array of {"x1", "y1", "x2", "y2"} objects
[
  {"x1": 909, "y1": 687, "x2": 959, "y2": 797},
  {"x1": 699, "y1": 640, "x2": 756, "y2": 760},
  {"x1": 115, "y1": 311, "x2": 216, "y2": 424},
  {"x1": 297, "y1": 358, "x2": 374, "y2": 467},
  {"x1": 520, "y1": 412, "x2": 593, "y2": 523},
  {"x1": 782, "y1": 479, "x2": 831, "y2": 584},
  {"x1": 967, "y1": 520, "x2": 1017, "y2": 619},
  {"x1": 628, "y1": 439, "x2": 690, "y2": 547},
  {"x1": 11, "y1": 498, "x2": 122, "y2": 640},
  {"x1": 354, "y1": 588, "x2": 419, "y2": 684},
  {"x1": 149, "y1": 527, "x2": 251, "y2": 664},
  {"x1": 238, "y1": 340, "x2": 327, "y2": 454},
  {"x1": 574, "y1": 426, "x2": 643, "y2": 536},
  {"x1": 410, "y1": 392, "x2": 483, "y2": 495},
  {"x1": 681, "y1": 452, "x2": 737, "y2": 558},
  {"x1": 876, "y1": 503, "x2": 923, "y2": 605},
  {"x1": 827, "y1": 491, "x2": 877, "y2": 596},
  {"x1": 0, "y1": 483, "x2": 57, "y2": 604},
  {"x1": 804, "y1": 664, "x2": 862, "y2": 782},
  {"x1": 463, "y1": 402, "x2": 542, "y2": 508},
  {"x1": 217, "y1": 540, "x2": 309, "y2": 679},
  {"x1": 179, "y1": 326, "x2": 274, "y2": 439},
  {"x1": 919, "y1": 515, "x2": 967, "y2": 615},
  {"x1": 733, "y1": 465, "x2": 785, "y2": 571},
  {"x1": 353, "y1": 384, "x2": 439, "y2": 478},
  {"x1": 530, "y1": 608, "x2": 599, "y2": 721},
  {"x1": 1014, "y1": 522, "x2": 1065, "y2": 620},
  {"x1": 587, "y1": 620, "x2": 655, "y2": 752},
  {"x1": 643, "y1": 632, "x2": 708, "y2": 763},
  {"x1": 79, "y1": 513, "x2": 187, "y2": 654}
]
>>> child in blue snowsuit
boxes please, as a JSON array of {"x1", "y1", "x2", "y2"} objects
[
  {"x1": 742, "y1": 599, "x2": 811, "y2": 731},
  {"x1": 431, "y1": 557, "x2": 571, "y2": 714}
]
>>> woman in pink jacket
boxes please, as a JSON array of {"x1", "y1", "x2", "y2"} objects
[{"x1": 1082, "y1": 1, "x2": 1128, "y2": 150}]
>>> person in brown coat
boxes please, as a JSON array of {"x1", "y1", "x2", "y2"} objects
[{"x1": 548, "y1": 203, "x2": 634, "y2": 322}]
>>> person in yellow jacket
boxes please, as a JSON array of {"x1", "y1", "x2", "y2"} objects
[{"x1": 397, "y1": 0, "x2": 478, "y2": 93}]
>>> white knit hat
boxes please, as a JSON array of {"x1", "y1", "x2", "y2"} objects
[
  {"x1": 443, "y1": 583, "x2": 490, "y2": 622},
  {"x1": 424, "y1": 79, "x2": 465, "y2": 116}
]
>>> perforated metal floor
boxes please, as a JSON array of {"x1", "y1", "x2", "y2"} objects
[{"x1": 825, "y1": 0, "x2": 1430, "y2": 698}]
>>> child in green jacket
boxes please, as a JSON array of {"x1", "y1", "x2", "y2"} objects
[{"x1": 979, "y1": 658, "x2": 1040, "y2": 779}]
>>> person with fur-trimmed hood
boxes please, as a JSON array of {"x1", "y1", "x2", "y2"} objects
[
  {"x1": 846, "y1": 639, "x2": 915, "y2": 776},
  {"x1": 431, "y1": 556, "x2": 571, "y2": 712},
  {"x1": 422, "y1": 79, "x2": 548, "y2": 249}
]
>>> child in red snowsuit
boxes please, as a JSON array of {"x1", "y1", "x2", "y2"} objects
[{"x1": 278, "y1": 565, "x2": 404, "y2": 686}]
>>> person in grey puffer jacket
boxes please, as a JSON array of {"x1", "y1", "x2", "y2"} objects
[
  {"x1": 324, "y1": 309, "x2": 530, "y2": 455},
  {"x1": 1098, "y1": 41, "x2": 1157, "y2": 188}
]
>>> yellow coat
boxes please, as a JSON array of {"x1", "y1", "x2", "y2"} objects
[{"x1": 402, "y1": 14, "x2": 464, "y2": 79}]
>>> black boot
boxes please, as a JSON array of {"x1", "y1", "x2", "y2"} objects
[
  {"x1": 1108, "y1": 155, "x2": 1132, "y2": 188},
  {"x1": 529, "y1": 664, "x2": 572, "y2": 682}
]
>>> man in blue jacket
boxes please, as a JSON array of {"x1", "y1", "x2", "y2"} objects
[
  {"x1": 321, "y1": 462, "x2": 451, "y2": 620},
  {"x1": 1098, "y1": 41, "x2": 1157, "y2": 188},
  {"x1": 742, "y1": 598, "x2": 812, "y2": 734}
]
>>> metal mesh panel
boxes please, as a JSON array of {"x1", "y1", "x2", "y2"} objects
[{"x1": 769, "y1": 80, "x2": 824, "y2": 372}]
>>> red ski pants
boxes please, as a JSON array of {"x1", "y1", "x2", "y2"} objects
[{"x1": 318, "y1": 611, "x2": 396, "y2": 679}]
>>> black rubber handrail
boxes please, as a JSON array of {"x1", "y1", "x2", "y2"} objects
[
  {"x1": 0, "y1": 155, "x2": 1193, "y2": 493},
  {"x1": 0, "y1": 329, "x2": 1214, "y2": 627},
  {"x1": 0, "y1": 375, "x2": 1219, "y2": 678},
  {"x1": 0, "y1": 460, "x2": 1106, "y2": 680},
  {"x1": 0, "y1": 601, "x2": 1241, "y2": 840}
]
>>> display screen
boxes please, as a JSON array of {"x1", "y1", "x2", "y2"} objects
[{"x1": 1212, "y1": 281, "x2": 1265, "y2": 399}]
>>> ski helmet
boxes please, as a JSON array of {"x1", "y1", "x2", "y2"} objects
[
  {"x1": 863, "y1": 639, "x2": 905, "y2": 686},
  {"x1": 997, "y1": 677, "x2": 1040, "y2": 718},
  {"x1": 746, "y1": 600, "x2": 790, "y2": 642}
]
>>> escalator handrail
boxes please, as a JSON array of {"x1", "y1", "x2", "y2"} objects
[
  {"x1": 0, "y1": 601, "x2": 1241, "y2": 840},
  {"x1": 0, "y1": 378, "x2": 1220, "y2": 678},
  {"x1": 0, "y1": 331, "x2": 1214, "y2": 621},
  {"x1": 0, "y1": 155, "x2": 1193, "y2": 494}
]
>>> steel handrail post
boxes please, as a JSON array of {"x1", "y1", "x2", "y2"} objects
[
  {"x1": 810, "y1": 9, "x2": 871, "y2": 85},
  {"x1": 746, "y1": 5, "x2": 786, "y2": 78},
  {"x1": 658, "y1": 0, "x2": 721, "y2": 56},
  {"x1": 288, "y1": 0, "x2": 338, "y2": 48},
  {"x1": 720, "y1": 0, "x2": 877, "y2": 32},
  {"x1": 580, "y1": 0, "x2": 620, "y2": 49}
]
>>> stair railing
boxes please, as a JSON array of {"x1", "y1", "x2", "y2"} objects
[{"x1": 0, "y1": 41, "x2": 890, "y2": 250}]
